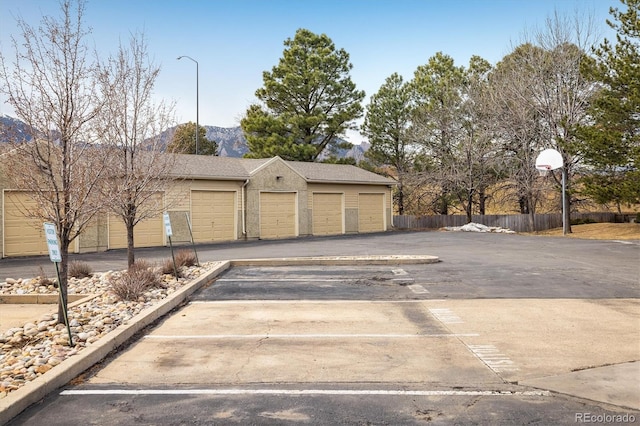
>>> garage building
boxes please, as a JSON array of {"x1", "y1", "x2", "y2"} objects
[{"x1": 0, "y1": 155, "x2": 395, "y2": 258}]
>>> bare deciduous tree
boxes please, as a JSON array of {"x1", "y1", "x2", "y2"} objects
[
  {"x1": 520, "y1": 11, "x2": 600, "y2": 233},
  {"x1": 0, "y1": 0, "x2": 107, "y2": 323},
  {"x1": 96, "y1": 32, "x2": 177, "y2": 268},
  {"x1": 487, "y1": 44, "x2": 547, "y2": 231}
]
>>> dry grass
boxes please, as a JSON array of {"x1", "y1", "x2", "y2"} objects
[{"x1": 529, "y1": 223, "x2": 640, "y2": 240}]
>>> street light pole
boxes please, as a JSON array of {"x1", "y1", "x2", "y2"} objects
[{"x1": 177, "y1": 55, "x2": 199, "y2": 155}]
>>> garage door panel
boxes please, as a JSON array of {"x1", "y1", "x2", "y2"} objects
[
  {"x1": 191, "y1": 191, "x2": 235, "y2": 243},
  {"x1": 358, "y1": 193, "x2": 385, "y2": 233},
  {"x1": 260, "y1": 192, "x2": 296, "y2": 239},
  {"x1": 108, "y1": 194, "x2": 164, "y2": 249},
  {"x1": 4, "y1": 192, "x2": 49, "y2": 256},
  {"x1": 312, "y1": 193, "x2": 343, "y2": 236}
]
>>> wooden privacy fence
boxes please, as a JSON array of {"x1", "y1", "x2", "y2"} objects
[{"x1": 392, "y1": 212, "x2": 623, "y2": 233}]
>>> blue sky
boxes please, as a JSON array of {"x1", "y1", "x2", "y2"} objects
[{"x1": 0, "y1": 0, "x2": 619, "y2": 144}]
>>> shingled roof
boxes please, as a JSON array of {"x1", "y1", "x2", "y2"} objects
[
  {"x1": 284, "y1": 160, "x2": 395, "y2": 185},
  {"x1": 168, "y1": 154, "x2": 395, "y2": 185}
]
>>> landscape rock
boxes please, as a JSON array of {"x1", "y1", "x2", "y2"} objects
[{"x1": 0, "y1": 262, "x2": 217, "y2": 399}]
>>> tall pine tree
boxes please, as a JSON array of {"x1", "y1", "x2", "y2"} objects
[
  {"x1": 241, "y1": 29, "x2": 364, "y2": 161},
  {"x1": 579, "y1": 0, "x2": 640, "y2": 211}
]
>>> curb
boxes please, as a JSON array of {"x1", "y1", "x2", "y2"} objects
[
  {"x1": 230, "y1": 255, "x2": 440, "y2": 266},
  {"x1": 0, "y1": 255, "x2": 438, "y2": 423}
]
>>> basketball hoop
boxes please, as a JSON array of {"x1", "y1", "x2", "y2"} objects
[{"x1": 536, "y1": 165, "x2": 551, "y2": 177}]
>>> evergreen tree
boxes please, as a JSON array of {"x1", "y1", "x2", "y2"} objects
[
  {"x1": 362, "y1": 73, "x2": 414, "y2": 215},
  {"x1": 167, "y1": 121, "x2": 217, "y2": 155},
  {"x1": 241, "y1": 28, "x2": 365, "y2": 161},
  {"x1": 578, "y1": 0, "x2": 640, "y2": 211}
]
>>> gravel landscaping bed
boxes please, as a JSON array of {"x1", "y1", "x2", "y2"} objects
[{"x1": 0, "y1": 262, "x2": 217, "y2": 399}]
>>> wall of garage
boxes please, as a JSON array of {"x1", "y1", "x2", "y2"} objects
[
  {"x1": 0, "y1": 158, "x2": 394, "y2": 257},
  {"x1": 245, "y1": 159, "x2": 307, "y2": 240},
  {"x1": 166, "y1": 179, "x2": 245, "y2": 244},
  {"x1": 307, "y1": 183, "x2": 392, "y2": 235}
]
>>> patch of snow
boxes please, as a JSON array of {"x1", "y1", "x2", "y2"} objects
[{"x1": 443, "y1": 222, "x2": 515, "y2": 234}]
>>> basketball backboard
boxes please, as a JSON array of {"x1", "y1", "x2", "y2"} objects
[{"x1": 535, "y1": 148, "x2": 563, "y2": 171}]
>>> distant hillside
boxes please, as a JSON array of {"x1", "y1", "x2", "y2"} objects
[
  {"x1": 0, "y1": 115, "x2": 34, "y2": 142},
  {"x1": 167, "y1": 124, "x2": 369, "y2": 161},
  {"x1": 0, "y1": 116, "x2": 369, "y2": 162}
]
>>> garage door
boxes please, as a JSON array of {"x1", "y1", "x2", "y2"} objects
[
  {"x1": 108, "y1": 194, "x2": 164, "y2": 249},
  {"x1": 3, "y1": 192, "x2": 49, "y2": 256},
  {"x1": 312, "y1": 193, "x2": 343, "y2": 236},
  {"x1": 191, "y1": 190, "x2": 236, "y2": 243},
  {"x1": 260, "y1": 192, "x2": 296, "y2": 239},
  {"x1": 358, "y1": 193, "x2": 385, "y2": 233}
]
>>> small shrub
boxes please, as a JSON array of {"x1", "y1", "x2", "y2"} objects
[
  {"x1": 68, "y1": 260, "x2": 93, "y2": 278},
  {"x1": 37, "y1": 265, "x2": 56, "y2": 287},
  {"x1": 174, "y1": 249, "x2": 197, "y2": 268},
  {"x1": 110, "y1": 260, "x2": 162, "y2": 301},
  {"x1": 571, "y1": 218, "x2": 597, "y2": 226},
  {"x1": 161, "y1": 258, "x2": 181, "y2": 277}
]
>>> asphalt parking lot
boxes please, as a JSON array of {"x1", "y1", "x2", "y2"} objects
[{"x1": 3, "y1": 231, "x2": 640, "y2": 424}]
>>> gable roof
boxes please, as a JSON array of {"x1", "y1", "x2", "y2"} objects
[
  {"x1": 169, "y1": 154, "x2": 395, "y2": 185},
  {"x1": 285, "y1": 160, "x2": 395, "y2": 185},
  {"x1": 169, "y1": 154, "x2": 250, "y2": 180}
]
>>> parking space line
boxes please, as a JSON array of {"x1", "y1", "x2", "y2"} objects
[
  {"x1": 61, "y1": 389, "x2": 550, "y2": 396},
  {"x1": 428, "y1": 308, "x2": 464, "y2": 324},
  {"x1": 189, "y1": 300, "x2": 449, "y2": 305},
  {"x1": 216, "y1": 278, "x2": 358, "y2": 282},
  {"x1": 468, "y1": 344, "x2": 519, "y2": 372},
  {"x1": 144, "y1": 333, "x2": 480, "y2": 339}
]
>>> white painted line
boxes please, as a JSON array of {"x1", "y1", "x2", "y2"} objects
[
  {"x1": 61, "y1": 389, "x2": 550, "y2": 397},
  {"x1": 408, "y1": 284, "x2": 429, "y2": 294},
  {"x1": 391, "y1": 269, "x2": 408, "y2": 275},
  {"x1": 145, "y1": 333, "x2": 480, "y2": 339},
  {"x1": 216, "y1": 278, "x2": 356, "y2": 282},
  {"x1": 428, "y1": 308, "x2": 464, "y2": 324},
  {"x1": 468, "y1": 345, "x2": 519, "y2": 372},
  {"x1": 189, "y1": 300, "x2": 449, "y2": 305}
]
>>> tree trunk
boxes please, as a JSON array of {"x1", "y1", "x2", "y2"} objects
[
  {"x1": 127, "y1": 223, "x2": 135, "y2": 267},
  {"x1": 57, "y1": 241, "x2": 69, "y2": 325},
  {"x1": 479, "y1": 189, "x2": 487, "y2": 215},
  {"x1": 562, "y1": 168, "x2": 572, "y2": 234}
]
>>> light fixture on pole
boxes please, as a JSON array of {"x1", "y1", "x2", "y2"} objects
[
  {"x1": 177, "y1": 55, "x2": 199, "y2": 155},
  {"x1": 535, "y1": 148, "x2": 567, "y2": 235}
]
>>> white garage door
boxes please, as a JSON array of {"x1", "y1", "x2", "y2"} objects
[
  {"x1": 260, "y1": 192, "x2": 297, "y2": 239},
  {"x1": 3, "y1": 192, "x2": 48, "y2": 257},
  {"x1": 312, "y1": 193, "x2": 343, "y2": 236},
  {"x1": 191, "y1": 190, "x2": 236, "y2": 243},
  {"x1": 358, "y1": 193, "x2": 385, "y2": 233}
]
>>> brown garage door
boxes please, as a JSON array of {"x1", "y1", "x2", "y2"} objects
[
  {"x1": 3, "y1": 192, "x2": 49, "y2": 257},
  {"x1": 312, "y1": 193, "x2": 343, "y2": 236},
  {"x1": 191, "y1": 190, "x2": 236, "y2": 243},
  {"x1": 260, "y1": 192, "x2": 296, "y2": 239},
  {"x1": 108, "y1": 194, "x2": 164, "y2": 249},
  {"x1": 358, "y1": 193, "x2": 385, "y2": 233}
]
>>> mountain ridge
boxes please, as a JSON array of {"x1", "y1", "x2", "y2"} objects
[{"x1": 0, "y1": 115, "x2": 368, "y2": 161}]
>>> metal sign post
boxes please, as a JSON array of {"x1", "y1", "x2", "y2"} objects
[
  {"x1": 43, "y1": 222, "x2": 73, "y2": 346},
  {"x1": 184, "y1": 212, "x2": 200, "y2": 266},
  {"x1": 163, "y1": 212, "x2": 179, "y2": 277}
]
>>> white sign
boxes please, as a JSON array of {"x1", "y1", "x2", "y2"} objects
[
  {"x1": 43, "y1": 222, "x2": 62, "y2": 263},
  {"x1": 163, "y1": 212, "x2": 173, "y2": 237}
]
